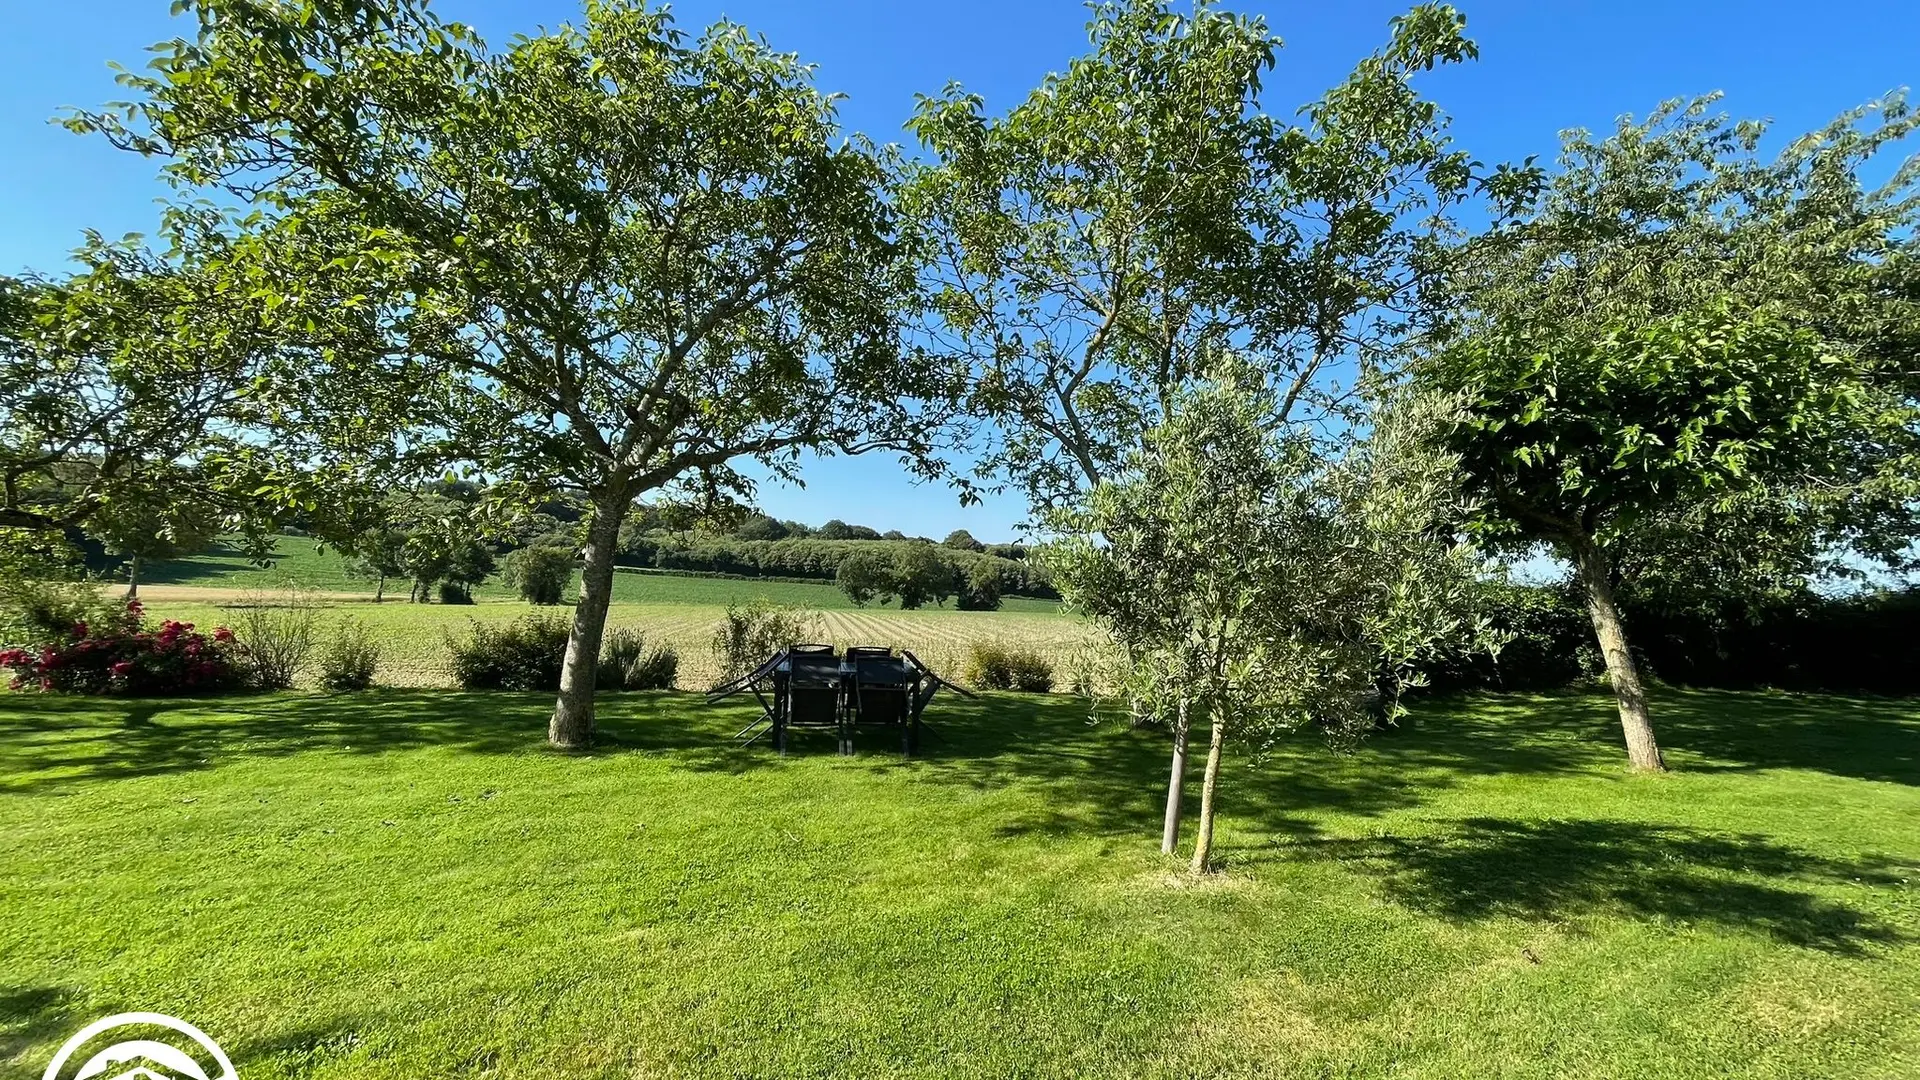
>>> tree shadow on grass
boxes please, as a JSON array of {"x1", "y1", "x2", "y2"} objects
[
  {"x1": 1401, "y1": 688, "x2": 1920, "y2": 786},
  {"x1": 7, "y1": 684, "x2": 1917, "y2": 824},
  {"x1": 0, "y1": 688, "x2": 829, "y2": 794},
  {"x1": 881, "y1": 691, "x2": 1635, "y2": 841},
  {"x1": 0, "y1": 691, "x2": 728, "y2": 794},
  {"x1": 0, "y1": 985, "x2": 81, "y2": 1069},
  {"x1": 1274, "y1": 817, "x2": 1911, "y2": 956},
  {"x1": 141, "y1": 555, "x2": 260, "y2": 585},
  {"x1": 1650, "y1": 689, "x2": 1920, "y2": 785}
]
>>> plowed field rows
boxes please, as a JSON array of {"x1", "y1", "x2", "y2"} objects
[{"x1": 143, "y1": 597, "x2": 1097, "y2": 690}]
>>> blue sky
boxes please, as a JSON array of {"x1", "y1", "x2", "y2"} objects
[{"x1": 3, "y1": 1, "x2": 1915, "y2": 542}]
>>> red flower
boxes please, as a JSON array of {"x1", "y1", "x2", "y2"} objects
[
  {"x1": 110, "y1": 661, "x2": 134, "y2": 677},
  {"x1": 72, "y1": 621, "x2": 89, "y2": 639},
  {"x1": 213, "y1": 627, "x2": 235, "y2": 643}
]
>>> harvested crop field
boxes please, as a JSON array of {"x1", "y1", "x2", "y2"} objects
[{"x1": 139, "y1": 596, "x2": 1099, "y2": 690}]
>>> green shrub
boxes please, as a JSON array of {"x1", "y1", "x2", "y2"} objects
[
  {"x1": 956, "y1": 560, "x2": 1003, "y2": 611},
  {"x1": 0, "y1": 576, "x2": 126, "y2": 652},
  {"x1": 598, "y1": 627, "x2": 678, "y2": 690},
  {"x1": 227, "y1": 592, "x2": 321, "y2": 690},
  {"x1": 2, "y1": 600, "x2": 247, "y2": 696},
  {"x1": 438, "y1": 581, "x2": 476, "y2": 605},
  {"x1": 710, "y1": 599, "x2": 821, "y2": 682},
  {"x1": 505, "y1": 545, "x2": 575, "y2": 605},
  {"x1": 447, "y1": 613, "x2": 571, "y2": 690},
  {"x1": 964, "y1": 641, "x2": 1054, "y2": 693},
  {"x1": 318, "y1": 619, "x2": 381, "y2": 691},
  {"x1": 599, "y1": 626, "x2": 644, "y2": 689}
]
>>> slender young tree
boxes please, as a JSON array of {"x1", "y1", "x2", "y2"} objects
[
  {"x1": 1046, "y1": 370, "x2": 1487, "y2": 868},
  {"x1": 909, "y1": 0, "x2": 1517, "y2": 810},
  {"x1": 76, "y1": 0, "x2": 961, "y2": 746}
]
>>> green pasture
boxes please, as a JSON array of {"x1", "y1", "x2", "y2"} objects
[{"x1": 139, "y1": 537, "x2": 1061, "y2": 612}]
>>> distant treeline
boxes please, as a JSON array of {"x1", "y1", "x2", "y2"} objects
[{"x1": 615, "y1": 533, "x2": 1058, "y2": 600}]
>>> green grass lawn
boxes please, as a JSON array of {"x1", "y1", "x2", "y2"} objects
[
  {"x1": 2, "y1": 688, "x2": 1916, "y2": 1077},
  {"x1": 142, "y1": 536, "x2": 1062, "y2": 612}
]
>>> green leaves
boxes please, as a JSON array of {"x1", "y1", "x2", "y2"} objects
[
  {"x1": 1046, "y1": 366, "x2": 1486, "y2": 743},
  {"x1": 1422, "y1": 88, "x2": 1920, "y2": 589},
  {"x1": 79, "y1": 0, "x2": 960, "y2": 511},
  {"x1": 1427, "y1": 300, "x2": 1894, "y2": 564},
  {"x1": 908, "y1": 1, "x2": 1494, "y2": 512}
]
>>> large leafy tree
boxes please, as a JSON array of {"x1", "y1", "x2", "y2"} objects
[
  {"x1": 77, "y1": 0, "x2": 961, "y2": 746},
  {"x1": 904, "y1": 1, "x2": 1502, "y2": 510},
  {"x1": 1428, "y1": 312, "x2": 1877, "y2": 770},
  {"x1": 0, "y1": 214, "x2": 393, "y2": 554},
  {"x1": 1046, "y1": 369, "x2": 1485, "y2": 870},
  {"x1": 1423, "y1": 96, "x2": 1920, "y2": 770}
]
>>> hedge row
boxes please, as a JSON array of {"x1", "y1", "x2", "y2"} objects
[
  {"x1": 617, "y1": 535, "x2": 1058, "y2": 599},
  {"x1": 1419, "y1": 582, "x2": 1920, "y2": 696}
]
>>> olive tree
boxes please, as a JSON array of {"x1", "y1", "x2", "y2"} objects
[
  {"x1": 1046, "y1": 370, "x2": 1487, "y2": 870},
  {"x1": 77, "y1": 0, "x2": 961, "y2": 746}
]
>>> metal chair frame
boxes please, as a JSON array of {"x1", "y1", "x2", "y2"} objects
[{"x1": 707, "y1": 644, "x2": 973, "y2": 756}]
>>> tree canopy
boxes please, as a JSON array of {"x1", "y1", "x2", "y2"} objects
[
  {"x1": 74, "y1": 0, "x2": 966, "y2": 744},
  {"x1": 904, "y1": 0, "x2": 1512, "y2": 510},
  {"x1": 0, "y1": 215, "x2": 392, "y2": 554},
  {"x1": 1421, "y1": 95, "x2": 1920, "y2": 769}
]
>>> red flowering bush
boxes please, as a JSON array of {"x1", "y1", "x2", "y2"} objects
[{"x1": 0, "y1": 599, "x2": 248, "y2": 695}]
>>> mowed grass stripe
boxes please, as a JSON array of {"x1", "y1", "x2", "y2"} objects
[{"x1": 3, "y1": 690, "x2": 1916, "y2": 1077}]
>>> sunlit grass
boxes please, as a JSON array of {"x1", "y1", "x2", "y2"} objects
[
  {"x1": 139, "y1": 597, "x2": 1093, "y2": 690},
  {"x1": 2, "y1": 688, "x2": 1916, "y2": 1078}
]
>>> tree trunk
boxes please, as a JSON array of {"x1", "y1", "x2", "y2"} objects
[
  {"x1": 124, "y1": 555, "x2": 141, "y2": 601},
  {"x1": 1123, "y1": 642, "x2": 1158, "y2": 728},
  {"x1": 1572, "y1": 540, "x2": 1665, "y2": 772},
  {"x1": 1189, "y1": 709, "x2": 1227, "y2": 874},
  {"x1": 1160, "y1": 696, "x2": 1190, "y2": 854},
  {"x1": 373, "y1": 573, "x2": 385, "y2": 604},
  {"x1": 549, "y1": 496, "x2": 626, "y2": 749}
]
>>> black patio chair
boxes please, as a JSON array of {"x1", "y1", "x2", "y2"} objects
[
  {"x1": 781, "y1": 644, "x2": 844, "y2": 755},
  {"x1": 708, "y1": 644, "x2": 970, "y2": 757}
]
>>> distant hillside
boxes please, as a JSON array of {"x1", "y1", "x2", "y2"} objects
[{"x1": 143, "y1": 538, "x2": 1061, "y2": 612}]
